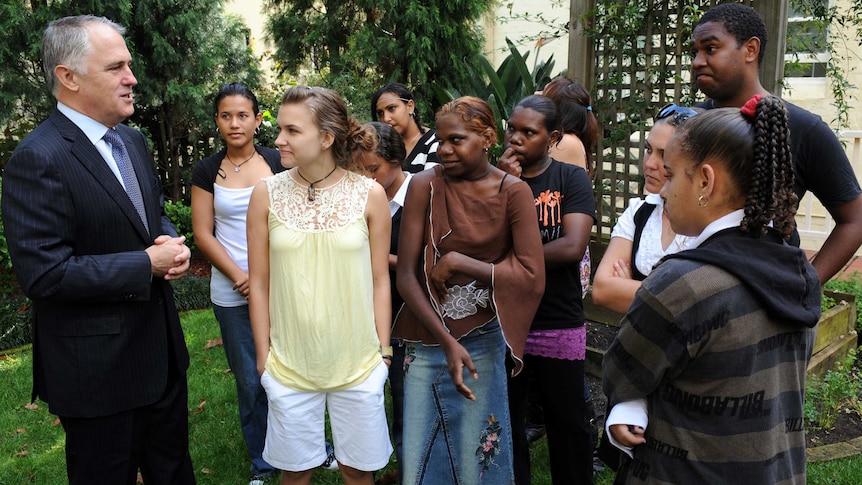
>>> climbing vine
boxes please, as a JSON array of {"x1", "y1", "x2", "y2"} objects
[{"x1": 789, "y1": 0, "x2": 861, "y2": 130}]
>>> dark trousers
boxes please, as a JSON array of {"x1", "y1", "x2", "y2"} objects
[
  {"x1": 60, "y1": 372, "x2": 196, "y2": 485},
  {"x1": 509, "y1": 354, "x2": 594, "y2": 485}
]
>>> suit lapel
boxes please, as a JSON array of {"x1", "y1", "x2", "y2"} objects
[{"x1": 53, "y1": 112, "x2": 152, "y2": 242}]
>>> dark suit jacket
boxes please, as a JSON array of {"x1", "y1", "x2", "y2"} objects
[{"x1": 1, "y1": 109, "x2": 190, "y2": 418}]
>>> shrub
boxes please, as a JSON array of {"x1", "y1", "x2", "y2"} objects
[
  {"x1": 0, "y1": 295, "x2": 31, "y2": 352},
  {"x1": 821, "y1": 293, "x2": 836, "y2": 313},
  {"x1": 825, "y1": 272, "x2": 862, "y2": 334},
  {"x1": 164, "y1": 200, "x2": 195, "y2": 252},
  {"x1": 0, "y1": 177, "x2": 22, "y2": 299},
  {"x1": 805, "y1": 348, "x2": 862, "y2": 431},
  {"x1": 171, "y1": 275, "x2": 211, "y2": 312}
]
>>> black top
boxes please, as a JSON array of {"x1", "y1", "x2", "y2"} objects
[
  {"x1": 630, "y1": 202, "x2": 657, "y2": 281},
  {"x1": 697, "y1": 98, "x2": 861, "y2": 246},
  {"x1": 403, "y1": 129, "x2": 439, "y2": 173},
  {"x1": 191, "y1": 146, "x2": 284, "y2": 192},
  {"x1": 521, "y1": 160, "x2": 596, "y2": 330}
]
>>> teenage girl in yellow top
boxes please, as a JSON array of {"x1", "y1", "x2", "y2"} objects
[{"x1": 248, "y1": 86, "x2": 392, "y2": 485}]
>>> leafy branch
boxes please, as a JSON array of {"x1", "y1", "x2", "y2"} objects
[{"x1": 790, "y1": 0, "x2": 861, "y2": 130}]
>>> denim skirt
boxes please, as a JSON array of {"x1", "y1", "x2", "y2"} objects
[{"x1": 401, "y1": 319, "x2": 514, "y2": 485}]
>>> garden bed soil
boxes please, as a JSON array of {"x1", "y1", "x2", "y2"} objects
[
  {"x1": 809, "y1": 411, "x2": 862, "y2": 447},
  {"x1": 189, "y1": 255, "x2": 211, "y2": 277},
  {"x1": 585, "y1": 321, "x2": 862, "y2": 450}
]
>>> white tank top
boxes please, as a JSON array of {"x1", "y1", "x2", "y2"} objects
[{"x1": 210, "y1": 184, "x2": 254, "y2": 307}]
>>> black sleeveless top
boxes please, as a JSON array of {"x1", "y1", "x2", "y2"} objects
[{"x1": 630, "y1": 202, "x2": 657, "y2": 281}]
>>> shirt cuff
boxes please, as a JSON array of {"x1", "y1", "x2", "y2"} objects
[{"x1": 605, "y1": 399, "x2": 648, "y2": 458}]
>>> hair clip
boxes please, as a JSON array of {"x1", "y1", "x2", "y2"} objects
[{"x1": 740, "y1": 94, "x2": 762, "y2": 120}]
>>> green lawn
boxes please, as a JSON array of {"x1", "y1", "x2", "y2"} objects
[{"x1": 1, "y1": 309, "x2": 861, "y2": 484}]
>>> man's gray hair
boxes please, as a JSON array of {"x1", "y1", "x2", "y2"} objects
[{"x1": 42, "y1": 15, "x2": 126, "y2": 97}]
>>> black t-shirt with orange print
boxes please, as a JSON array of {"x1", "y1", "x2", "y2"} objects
[{"x1": 521, "y1": 160, "x2": 596, "y2": 330}]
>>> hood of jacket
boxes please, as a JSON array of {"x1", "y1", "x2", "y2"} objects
[{"x1": 664, "y1": 227, "x2": 821, "y2": 329}]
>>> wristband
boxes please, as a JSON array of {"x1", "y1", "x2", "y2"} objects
[{"x1": 381, "y1": 345, "x2": 394, "y2": 358}]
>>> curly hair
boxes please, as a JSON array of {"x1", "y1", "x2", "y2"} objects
[
  {"x1": 348, "y1": 121, "x2": 407, "y2": 171},
  {"x1": 697, "y1": 3, "x2": 768, "y2": 65},
  {"x1": 672, "y1": 95, "x2": 796, "y2": 238}
]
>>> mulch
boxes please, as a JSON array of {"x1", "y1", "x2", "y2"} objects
[
  {"x1": 188, "y1": 256, "x2": 211, "y2": 278},
  {"x1": 809, "y1": 410, "x2": 862, "y2": 447}
]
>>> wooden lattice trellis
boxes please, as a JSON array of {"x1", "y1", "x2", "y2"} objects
[{"x1": 568, "y1": 0, "x2": 788, "y2": 243}]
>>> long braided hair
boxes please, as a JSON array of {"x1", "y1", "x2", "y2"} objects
[{"x1": 672, "y1": 95, "x2": 796, "y2": 238}]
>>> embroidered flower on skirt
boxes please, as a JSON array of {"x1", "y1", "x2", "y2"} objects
[
  {"x1": 441, "y1": 281, "x2": 490, "y2": 320},
  {"x1": 476, "y1": 414, "x2": 503, "y2": 478},
  {"x1": 403, "y1": 343, "x2": 416, "y2": 377}
]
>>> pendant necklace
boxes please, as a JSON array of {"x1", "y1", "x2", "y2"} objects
[
  {"x1": 226, "y1": 150, "x2": 256, "y2": 172},
  {"x1": 406, "y1": 130, "x2": 422, "y2": 151},
  {"x1": 296, "y1": 165, "x2": 338, "y2": 202}
]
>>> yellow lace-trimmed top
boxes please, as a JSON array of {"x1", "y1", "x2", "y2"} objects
[{"x1": 263, "y1": 170, "x2": 382, "y2": 391}]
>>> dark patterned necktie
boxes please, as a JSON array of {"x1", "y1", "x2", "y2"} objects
[{"x1": 103, "y1": 129, "x2": 149, "y2": 232}]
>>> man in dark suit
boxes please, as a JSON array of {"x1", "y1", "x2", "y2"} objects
[{"x1": 1, "y1": 15, "x2": 196, "y2": 484}]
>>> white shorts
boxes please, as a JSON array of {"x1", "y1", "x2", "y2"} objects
[{"x1": 260, "y1": 361, "x2": 393, "y2": 472}]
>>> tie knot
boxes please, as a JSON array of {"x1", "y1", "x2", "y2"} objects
[{"x1": 103, "y1": 129, "x2": 123, "y2": 146}]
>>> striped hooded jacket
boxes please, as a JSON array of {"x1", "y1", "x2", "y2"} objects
[{"x1": 603, "y1": 227, "x2": 821, "y2": 484}]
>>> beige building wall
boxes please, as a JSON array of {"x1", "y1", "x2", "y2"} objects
[
  {"x1": 224, "y1": 0, "x2": 274, "y2": 78},
  {"x1": 785, "y1": 0, "x2": 862, "y2": 131},
  {"x1": 483, "y1": 1, "x2": 571, "y2": 78}
]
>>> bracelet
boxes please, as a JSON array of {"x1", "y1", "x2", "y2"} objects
[
  {"x1": 380, "y1": 345, "x2": 394, "y2": 358},
  {"x1": 381, "y1": 355, "x2": 392, "y2": 361}
]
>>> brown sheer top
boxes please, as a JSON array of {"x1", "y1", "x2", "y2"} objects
[{"x1": 393, "y1": 167, "x2": 545, "y2": 373}]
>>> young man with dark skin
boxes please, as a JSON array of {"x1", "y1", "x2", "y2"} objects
[{"x1": 691, "y1": 3, "x2": 862, "y2": 285}]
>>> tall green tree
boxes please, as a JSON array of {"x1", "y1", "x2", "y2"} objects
[
  {"x1": 0, "y1": 1, "x2": 261, "y2": 201},
  {"x1": 264, "y1": 0, "x2": 493, "y2": 118},
  {"x1": 0, "y1": 1, "x2": 70, "y2": 165},
  {"x1": 126, "y1": 0, "x2": 262, "y2": 201}
]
